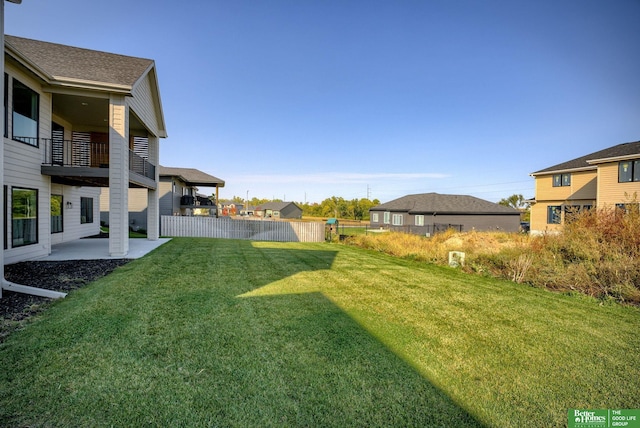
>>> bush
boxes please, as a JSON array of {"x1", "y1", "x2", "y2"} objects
[{"x1": 347, "y1": 210, "x2": 640, "y2": 305}]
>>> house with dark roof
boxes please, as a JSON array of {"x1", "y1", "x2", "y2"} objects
[
  {"x1": 2, "y1": 35, "x2": 166, "y2": 267},
  {"x1": 100, "y1": 166, "x2": 225, "y2": 231},
  {"x1": 369, "y1": 193, "x2": 521, "y2": 234},
  {"x1": 529, "y1": 140, "x2": 640, "y2": 234},
  {"x1": 255, "y1": 202, "x2": 302, "y2": 219}
]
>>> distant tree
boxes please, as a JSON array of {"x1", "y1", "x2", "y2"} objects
[
  {"x1": 499, "y1": 194, "x2": 530, "y2": 221},
  {"x1": 300, "y1": 197, "x2": 380, "y2": 220}
]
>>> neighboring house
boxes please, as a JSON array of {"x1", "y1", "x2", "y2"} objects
[
  {"x1": 2, "y1": 35, "x2": 166, "y2": 266},
  {"x1": 529, "y1": 140, "x2": 640, "y2": 234},
  {"x1": 369, "y1": 193, "x2": 521, "y2": 234},
  {"x1": 100, "y1": 166, "x2": 225, "y2": 232},
  {"x1": 255, "y1": 202, "x2": 303, "y2": 219}
]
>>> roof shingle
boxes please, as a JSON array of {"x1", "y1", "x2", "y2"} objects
[
  {"x1": 5, "y1": 35, "x2": 153, "y2": 89},
  {"x1": 370, "y1": 193, "x2": 519, "y2": 215},
  {"x1": 531, "y1": 140, "x2": 640, "y2": 175},
  {"x1": 159, "y1": 166, "x2": 225, "y2": 187}
]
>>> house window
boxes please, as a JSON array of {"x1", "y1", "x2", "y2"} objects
[
  {"x1": 51, "y1": 195, "x2": 63, "y2": 233},
  {"x1": 547, "y1": 205, "x2": 561, "y2": 224},
  {"x1": 615, "y1": 203, "x2": 640, "y2": 214},
  {"x1": 618, "y1": 160, "x2": 640, "y2": 183},
  {"x1": 415, "y1": 215, "x2": 424, "y2": 226},
  {"x1": 12, "y1": 79, "x2": 39, "y2": 146},
  {"x1": 12, "y1": 187, "x2": 38, "y2": 247},
  {"x1": 81, "y1": 197, "x2": 93, "y2": 224},
  {"x1": 392, "y1": 214, "x2": 403, "y2": 226},
  {"x1": 383, "y1": 212, "x2": 390, "y2": 224},
  {"x1": 552, "y1": 173, "x2": 571, "y2": 187},
  {"x1": 371, "y1": 212, "x2": 379, "y2": 223}
]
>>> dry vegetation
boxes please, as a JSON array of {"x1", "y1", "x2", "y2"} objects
[{"x1": 347, "y1": 207, "x2": 640, "y2": 305}]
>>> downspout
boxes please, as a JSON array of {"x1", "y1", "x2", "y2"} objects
[{"x1": 0, "y1": 0, "x2": 65, "y2": 300}]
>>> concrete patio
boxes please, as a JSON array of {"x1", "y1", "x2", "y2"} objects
[{"x1": 38, "y1": 238, "x2": 171, "y2": 261}]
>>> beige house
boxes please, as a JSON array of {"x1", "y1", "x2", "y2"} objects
[
  {"x1": 529, "y1": 140, "x2": 640, "y2": 234},
  {"x1": 100, "y1": 166, "x2": 225, "y2": 233},
  {"x1": 1, "y1": 35, "x2": 166, "y2": 268}
]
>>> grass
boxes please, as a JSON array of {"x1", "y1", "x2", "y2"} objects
[{"x1": 1, "y1": 238, "x2": 639, "y2": 427}]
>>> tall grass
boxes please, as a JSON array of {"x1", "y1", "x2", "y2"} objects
[{"x1": 348, "y1": 208, "x2": 640, "y2": 304}]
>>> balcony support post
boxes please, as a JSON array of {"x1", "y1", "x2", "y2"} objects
[
  {"x1": 146, "y1": 135, "x2": 160, "y2": 240},
  {"x1": 108, "y1": 95, "x2": 130, "y2": 257}
]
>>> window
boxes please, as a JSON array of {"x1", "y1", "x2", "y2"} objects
[
  {"x1": 615, "y1": 203, "x2": 640, "y2": 214},
  {"x1": 618, "y1": 160, "x2": 640, "y2": 183},
  {"x1": 415, "y1": 215, "x2": 424, "y2": 226},
  {"x1": 371, "y1": 212, "x2": 379, "y2": 223},
  {"x1": 392, "y1": 214, "x2": 403, "y2": 226},
  {"x1": 383, "y1": 212, "x2": 390, "y2": 224},
  {"x1": 81, "y1": 197, "x2": 93, "y2": 224},
  {"x1": 51, "y1": 195, "x2": 63, "y2": 233},
  {"x1": 552, "y1": 173, "x2": 571, "y2": 187},
  {"x1": 12, "y1": 187, "x2": 38, "y2": 247},
  {"x1": 547, "y1": 205, "x2": 561, "y2": 224},
  {"x1": 12, "y1": 79, "x2": 39, "y2": 146}
]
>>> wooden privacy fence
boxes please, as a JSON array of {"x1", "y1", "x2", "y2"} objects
[{"x1": 161, "y1": 216, "x2": 325, "y2": 242}]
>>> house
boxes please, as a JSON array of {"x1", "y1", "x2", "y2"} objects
[
  {"x1": 1, "y1": 35, "x2": 166, "y2": 267},
  {"x1": 100, "y1": 166, "x2": 225, "y2": 232},
  {"x1": 529, "y1": 140, "x2": 640, "y2": 234},
  {"x1": 254, "y1": 202, "x2": 302, "y2": 219},
  {"x1": 369, "y1": 193, "x2": 521, "y2": 234}
]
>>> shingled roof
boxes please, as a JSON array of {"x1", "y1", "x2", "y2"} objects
[
  {"x1": 5, "y1": 35, "x2": 154, "y2": 92},
  {"x1": 370, "y1": 193, "x2": 519, "y2": 215},
  {"x1": 531, "y1": 140, "x2": 640, "y2": 175},
  {"x1": 159, "y1": 166, "x2": 225, "y2": 187},
  {"x1": 255, "y1": 202, "x2": 299, "y2": 211}
]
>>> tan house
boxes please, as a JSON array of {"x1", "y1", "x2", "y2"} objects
[
  {"x1": 100, "y1": 166, "x2": 225, "y2": 233},
  {"x1": 529, "y1": 140, "x2": 640, "y2": 234},
  {"x1": 1, "y1": 35, "x2": 166, "y2": 299}
]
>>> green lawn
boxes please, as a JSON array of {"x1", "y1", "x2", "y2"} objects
[{"x1": 1, "y1": 238, "x2": 638, "y2": 427}]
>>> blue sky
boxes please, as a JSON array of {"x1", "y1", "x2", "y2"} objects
[{"x1": 6, "y1": 0, "x2": 640, "y2": 203}]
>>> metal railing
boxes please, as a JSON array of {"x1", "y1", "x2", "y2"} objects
[
  {"x1": 42, "y1": 138, "x2": 155, "y2": 180},
  {"x1": 129, "y1": 150, "x2": 155, "y2": 180}
]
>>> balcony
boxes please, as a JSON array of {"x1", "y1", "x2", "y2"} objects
[{"x1": 41, "y1": 138, "x2": 156, "y2": 189}]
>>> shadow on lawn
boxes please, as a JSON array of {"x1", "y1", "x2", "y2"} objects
[
  {"x1": 229, "y1": 241, "x2": 485, "y2": 427},
  {"x1": 0, "y1": 238, "x2": 485, "y2": 426}
]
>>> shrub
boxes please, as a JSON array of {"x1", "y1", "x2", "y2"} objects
[{"x1": 347, "y1": 209, "x2": 640, "y2": 305}]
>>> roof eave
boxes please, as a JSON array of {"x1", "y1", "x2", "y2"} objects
[
  {"x1": 132, "y1": 63, "x2": 167, "y2": 138},
  {"x1": 587, "y1": 154, "x2": 640, "y2": 165},
  {"x1": 49, "y1": 77, "x2": 133, "y2": 95},
  {"x1": 530, "y1": 166, "x2": 596, "y2": 177}
]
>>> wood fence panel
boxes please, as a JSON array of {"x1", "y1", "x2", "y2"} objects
[{"x1": 161, "y1": 216, "x2": 325, "y2": 242}]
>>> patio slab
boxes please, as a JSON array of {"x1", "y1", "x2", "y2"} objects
[{"x1": 39, "y1": 238, "x2": 171, "y2": 261}]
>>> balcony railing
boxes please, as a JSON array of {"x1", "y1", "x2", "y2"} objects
[
  {"x1": 130, "y1": 150, "x2": 155, "y2": 180},
  {"x1": 42, "y1": 138, "x2": 155, "y2": 181}
]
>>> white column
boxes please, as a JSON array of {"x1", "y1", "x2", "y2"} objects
[
  {"x1": 0, "y1": 1, "x2": 6, "y2": 298},
  {"x1": 146, "y1": 135, "x2": 159, "y2": 240},
  {"x1": 108, "y1": 95, "x2": 129, "y2": 257}
]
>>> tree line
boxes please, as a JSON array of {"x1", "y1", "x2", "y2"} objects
[
  {"x1": 220, "y1": 196, "x2": 380, "y2": 221},
  {"x1": 218, "y1": 193, "x2": 529, "y2": 221}
]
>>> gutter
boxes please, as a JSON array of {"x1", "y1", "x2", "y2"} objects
[{"x1": 2, "y1": 279, "x2": 67, "y2": 299}]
